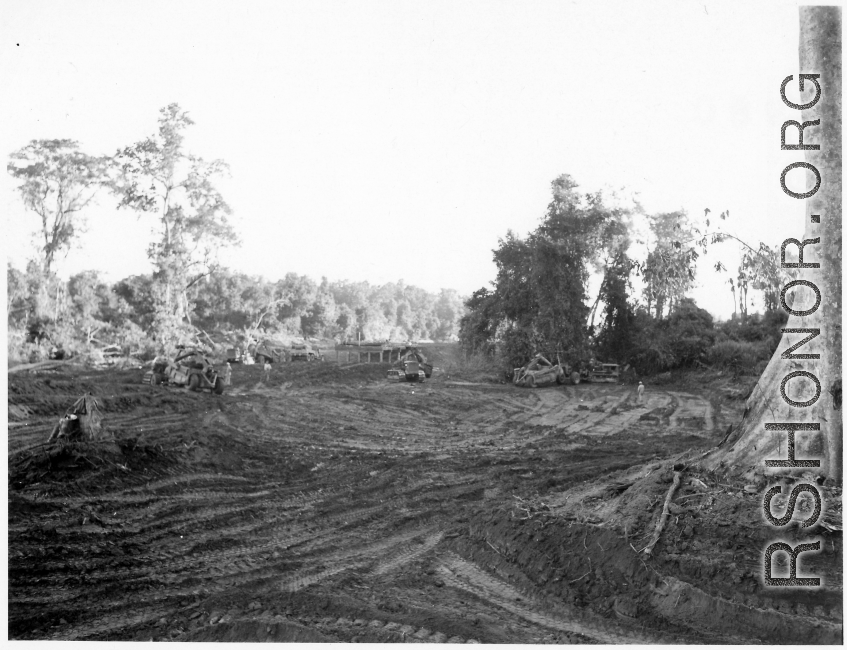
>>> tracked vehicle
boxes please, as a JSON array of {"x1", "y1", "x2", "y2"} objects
[
  {"x1": 387, "y1": 348, "x2": 432, "y2": 382},
  {"x1": 290, "y1": 342, "x2": 322, "y2": 362},
  {"x1": 249, "y1": 340, "x2": 286, "y2": 364}
]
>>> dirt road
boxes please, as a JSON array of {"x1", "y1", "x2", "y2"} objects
[{"x1": 8, "y1": 360, "x2": 841, "y2": 643}]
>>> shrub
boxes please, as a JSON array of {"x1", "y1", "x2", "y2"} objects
[
  {"x1": 706, "y1": 339, "x2": 773, "y2": 375},
  {"x1": 719, "y1": 311, "x2": 788, "y2": 344},
  {"x1": 665, "y1": 299, "x2": 716, "y2": 366},
  {"x1": 629, "y1": 343, "x2": 676, "y2": 376},
  {"x1": 441, "y1": 350, "x2": 503, "y2": 383}
]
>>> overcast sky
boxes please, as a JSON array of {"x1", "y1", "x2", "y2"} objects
[{"x1": 2, "y1": 0, "x2": 810, "y2": 319}]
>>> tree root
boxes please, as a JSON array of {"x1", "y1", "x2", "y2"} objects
[{"x1": 643, "y1": 471, "x2": 682, "y2": 555}]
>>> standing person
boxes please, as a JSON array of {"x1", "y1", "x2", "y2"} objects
[
  {"x1": 637, "y1": 381, "x2": 645, "y2": 404},
  {"x1": 224, "y1": 362, "x2": 232, "y2": 387},
  {"x1": 263, "y1": 360, "x2": 272, "y2": 382}
]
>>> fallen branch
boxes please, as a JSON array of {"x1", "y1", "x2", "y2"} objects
[
  {"x1": 643, "y1": 471, "x2": 682, "y2": 556},
  {"x1": 569, "y1": 571, "x2": 591, "y2": 584},
  {"x1": 689, "y1": 477, "x2": 708, "y2": 490},
  {"x1": 486, "y1": 540, "x2": 502, "y2": 555},
  {"x1": 8, "y1": 359, "x2": 69, "y2": 374},
  {"x1": 675, "y1": 492, "x2": 709, "y2": 501}
]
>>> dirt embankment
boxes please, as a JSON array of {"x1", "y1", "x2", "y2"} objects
[{"x1": 7, "y1": 357, "x2": 842, "y2": 643}]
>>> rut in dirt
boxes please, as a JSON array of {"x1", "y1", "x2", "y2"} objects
[{"x1": 8, "y1": 361, "x2": 840, "y2": 643}]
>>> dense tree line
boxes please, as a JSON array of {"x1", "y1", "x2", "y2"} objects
[
  {"x1": 7, "y1": 104, "x2": 464, "y2": 363},
  {"x1": 7, "y1": 262, "x2": 465, "y2": 363},
  {"x1": 459, "y1": 174, "x2": 793, "y2": 375}
]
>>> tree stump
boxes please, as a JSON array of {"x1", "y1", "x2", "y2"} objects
[{"x1": 48, "y1": 393, "x2": 106, "y2": 442}]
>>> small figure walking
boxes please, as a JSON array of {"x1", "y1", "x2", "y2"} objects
[
  {"x1": 224, "y1": 362, "x2": 232, "y2": 387},
  {"x1": 263, "y1": 360, "x2": 272, "y2": 382},
  {"x1": 637, "y1": 381, "x2": 645, "y2": 404}
]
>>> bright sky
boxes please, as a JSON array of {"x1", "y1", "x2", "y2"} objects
[{"x1": 2, "y1": 0, "x2": 811, "y2": 319}]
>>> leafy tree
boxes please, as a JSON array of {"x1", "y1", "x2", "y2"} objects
[
  {"x1": 274, "y1": 273, "x2": 318, "y2": 334},
  {"x1": 192, "y1": 269, "x2": 250, "y2": 330},
  {"x1": 433, "y1": 288, "x2": 465, "y2": 341},
  {"x1": 112, "y1": 104, "x2": 238, "y2": 349},
  {"x1": 640, "y1": 211, "x2": 699, "y2": 319},
  {"x1": 459, "y1": 288, "x2": 500, "y2": 356},
  {"x1": 664, "y1": 298, "x2": 716, "y2": 366},
  {"x1": 67, "y1": 271, "x2": 111, "y2": 344},
  {"x1": 740, "y1": 242, "x2": 791, "y2": 314},
  {"x1": 593, "y1": 253, "x2": 637, "y2": 362},
  {"x1": 113, "y1": 274, "x2": 157, "y2": 331},
  {"x1": 461, "y1": 174, "x2": 625, "y2": 367},
  {"x1": 238, "y1": 278, "x2": 284, "y2": 341},
  {"x1": 7, "y1": 264, "x2": 28, "y2": 327},
  {"x1": 300, "y1": 278, "x2": 338, "y2": 338},
  {"x1": 7, "y1": 140, "x2": 108, "y2": 273}
]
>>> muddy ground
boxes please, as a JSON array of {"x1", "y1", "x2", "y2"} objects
[{"x1": 8, "y1": 351, "x2": 843, "y2": 643}]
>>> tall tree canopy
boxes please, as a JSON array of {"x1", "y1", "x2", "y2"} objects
[
  {"x1": 112, "y1": 104, "x2": 238, "y2": 348},
  {"x1": 640, "y1": 211, "x2": 699, "y2": 319},
  {"x1": 461, "y1": 174, "x2": 634, "y2": 368},
  {"x1": 7, "y1": 139, "x2": 108, "y2": 273}
]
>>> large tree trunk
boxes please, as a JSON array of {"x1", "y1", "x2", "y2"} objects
[{"x1": 703, "y1": 7, "x2": 842, "y2": 482}]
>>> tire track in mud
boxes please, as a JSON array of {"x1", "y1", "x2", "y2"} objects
[
  {"x1": 23, "y1": 527, "x2": 450, "y2": 639},
  {"x1": 10, "y1": 364, "x2": 735, "y2": 642},
  {"x1": 11, "y1": 472, "x2": 480, "y2": 604},
  {"x1": 59, "y1": 606, "x2": 171, "y2": 641},
  {"x1": 279, "y1": 525, "x2": 439, "y2": 592},
  {"x1": 243, "y1": 380, "x2": 717, "y2": 454},
  {"x1": 667, "y1": 391, "x2": 714, "y2": 431},
  {"x1": 437, "y1": 553, "x2": 656, "y2": 644},
  {"x1": 371, "y1": 530, "x2": 445, "y2": 577}
]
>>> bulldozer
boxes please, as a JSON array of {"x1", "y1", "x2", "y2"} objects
[
  {"x1": 143, "y1": 347, "x2": 225, "y2": 394},
  {"x1": 585, "y1": 361, "x2": 620, "y2": 383},
  {"x1": 387, "y1": 347, "x2": 432, "y2": 382}
]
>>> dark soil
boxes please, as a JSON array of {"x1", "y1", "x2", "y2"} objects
[{"x1": 7, "y1": 354, "x2": 842, "y2": 642}]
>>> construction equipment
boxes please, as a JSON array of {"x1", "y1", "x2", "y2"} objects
[
  {"x1": 403, "y1": 347, "x2": 433, "y2": 377},
  {"x1": 143, "y1": 347, "x2": 225, "y2": 394},
  {"x1": 225, "y1": 346, "x2": 244, "y2": 363},
  {"x1": 289, "y1": 342, "x2": 322, "y2": 362},
  {"x1": 512, "y1": 355, "x2": 620, "y2": 386},
  {"x1": 513, "y1": 354, "x2": 566, "y2": 388},
  {"x1": 249, "y1": 339, "x2": 286, "y2": 364},
  {"x1": 387, "y1": 347, "x2": 431, "y2": 382},
  {"x1": 586, "y1": 362, "x2": 620, "y2": 383}
]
